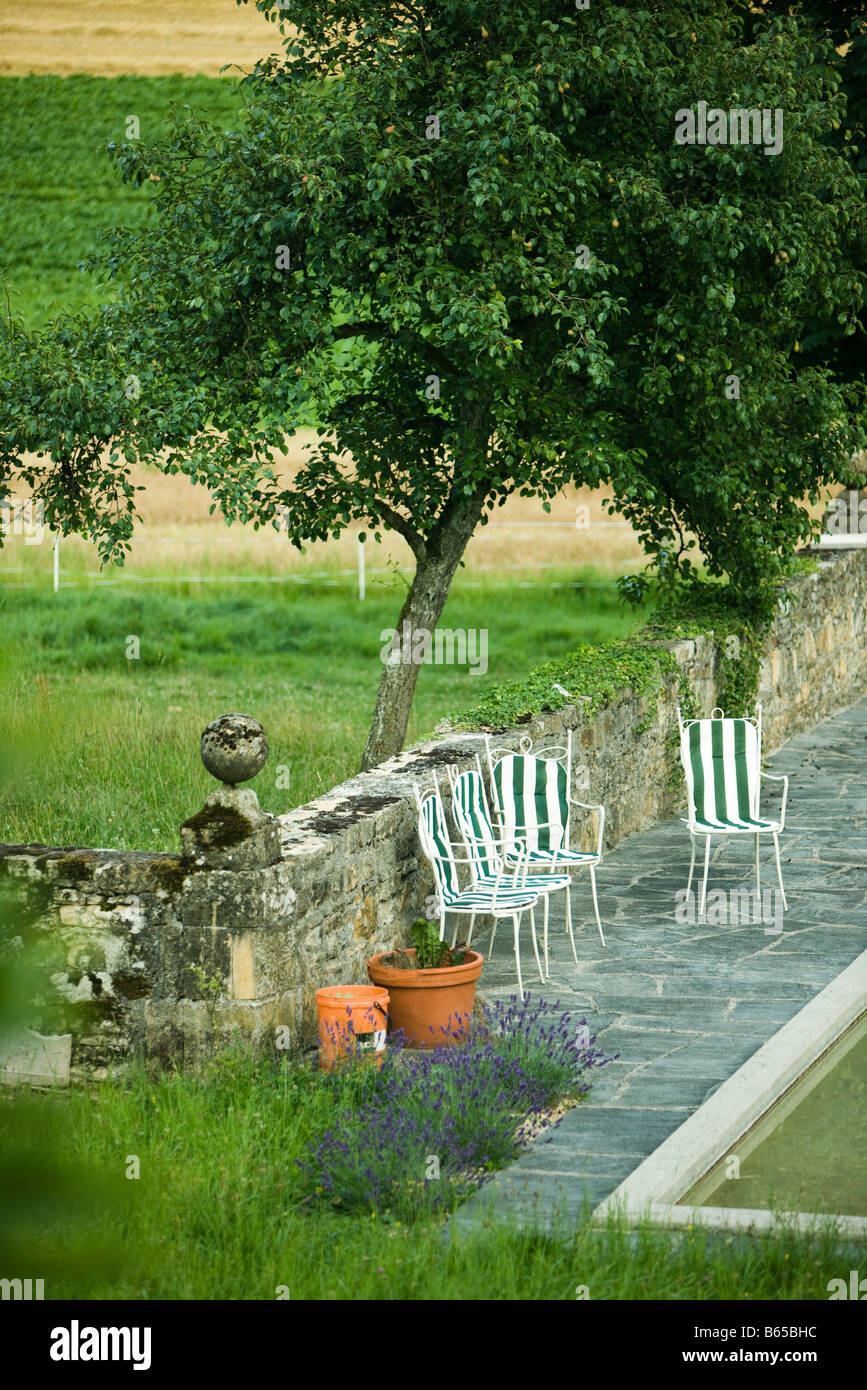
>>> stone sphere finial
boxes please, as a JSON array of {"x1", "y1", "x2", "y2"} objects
[{"x1": 200, "y1": 713, "x2": 269, "y2": 787}]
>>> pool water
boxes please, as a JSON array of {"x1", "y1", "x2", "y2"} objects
[{"x1": 685, "y1": 1013, "x2": 867, "y2": 1217}]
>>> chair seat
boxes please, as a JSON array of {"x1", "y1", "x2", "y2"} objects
[
  {"x1": 480, "y1": 871, "x2": 572, "y2": 892},
  {"x1": 688, "y1": 815, "x2": 781, "y2": 833},
  {"x1": 503, "y1": 847, "x2": 598, "y2": 867},
  {"x1": 445, "y1": 883, "x2": 539, "y2": 913}
]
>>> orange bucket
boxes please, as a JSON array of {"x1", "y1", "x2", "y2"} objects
[{"x1": 315, "y1": 985, "x2": 390, "y2": 1071}]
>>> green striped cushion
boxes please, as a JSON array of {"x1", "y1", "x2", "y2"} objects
[
  {"x1": 451, "y1": 770, "x2": 502, "y2": 879},
  {"x1": 682, "y1": 718, "x2": 763, "y2": 830},
  {"x1": 493, "y1": 753, "x2": 569, "y2": 856},
  {"x1": 419, "y1": 789, "x2": 538, "y2": 910},
  {"x1": 507, "y1": 846, "x2": 596, "y2": 865},
  {"x1": 418, "y1": 793, "x2": 461, "y2": 903},
  {"x1": 446, "y1": 883, "x2": 539, "y2": 911}
]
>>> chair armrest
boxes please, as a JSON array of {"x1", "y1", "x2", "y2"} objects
[
  {"x1": 475, "y1": 843, "x2": 532, "y2": 909},
  {"x1": 430, "y1": 843, "x2": 491, "y2": 867},
  {"x1": 759, "y1": 771, "x2": 788, "y2": 829}
]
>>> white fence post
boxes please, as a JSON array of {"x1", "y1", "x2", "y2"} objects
[{"x1": 357, "y1": 536, "x2": 365, "y2": 601}]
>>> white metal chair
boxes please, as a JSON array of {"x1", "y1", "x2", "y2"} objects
[
  {"x1": 414, "y1": 779, "x2": 543, "y2": 995},
  {"x1": 447, "y1": 765, "x2": 574, "y2": 980},
  {"x1": 484, "y1": 728, "x2": 606, "y2": 955},
  {"x1": 677, "y1": 704, "x2": 788, "y2": 917}
]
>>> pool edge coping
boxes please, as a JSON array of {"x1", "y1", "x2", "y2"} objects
[{"x1": 591, "y1": 946, "x2": 867, "y2": 1236}]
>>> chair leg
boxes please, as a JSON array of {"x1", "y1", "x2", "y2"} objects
[
  {"x1": 773, "y1": 833, "x2": 788, "y2": 912},
  {"x1": 686, "y1": 835, "x2": 696, "y2": 898},
  {"x1": 529, "y1": 907, "x2": 544, "y2": 983},
  {"x1": 755, "y1": 833, "x2": 760, "y2": 896},
  {"x1": 565, "y1": 881, "x2": 578, "y2": 965},
  {"x1": 464, "y1": 912, "x2": 476, "y2": 949},
  {"x1": 590, "y1": 865, "x2": 605, "y2": 947},
  {"x1": 439, "y1": 908, "x2": 446, "y2": 943},
  {"x1": 488, "y1": 916, "x2": 497, "y2": 956},
  {"x1": 512, "y1": 913, "x2": 524, "y2": 997},
  {"x1": 543, "y1": 894, "x2": 550, "y2": 979},
  {"x1": 699, "y1": 837, "x2": 711, "y2": 918}
]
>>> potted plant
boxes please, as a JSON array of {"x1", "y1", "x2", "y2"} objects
[{"x1": 366, "y1": 918, "x2": 483, "y2": 1049}]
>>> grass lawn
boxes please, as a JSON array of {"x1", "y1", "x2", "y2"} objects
[
  {"x1": 0, "y1": 75, "x2": 243, "y2": 326},
  {"x1": 0, "y1": 555, "x2": 649, "y2": 851},
  {"x1": 0, "y1": 1040, "x2": 857, "y2": 1302}
]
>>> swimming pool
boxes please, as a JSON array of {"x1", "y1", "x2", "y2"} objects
[{"x1": 684, "y1": 1012, "x2": 867, "y2": 1218}]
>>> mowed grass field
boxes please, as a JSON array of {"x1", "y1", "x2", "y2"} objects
[{"x1": 0, "y1": 74, "x2": 245, "y2": 325}]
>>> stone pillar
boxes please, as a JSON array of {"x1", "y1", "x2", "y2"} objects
[
  {"x1": 180, "y1": 712, "x2": 281, "y2": 870},
  {"x1": 160, "y1": 713, "x2": 295, "y2": 1062}
]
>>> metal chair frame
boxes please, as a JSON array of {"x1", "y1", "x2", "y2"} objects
[
  {"x1": 414, "y1": 776, "x2": 542, "y2": 995},
  {"x1": 483, "y1": 727, "x2": 606, "y2": 963},
  {"x1": 677, "y1": 703, "x2": 789, "y2": 918}
]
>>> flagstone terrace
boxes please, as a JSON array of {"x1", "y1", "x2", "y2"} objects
[{"x1": 453, "y1": 697, "x2": 867, "y2": 1231}]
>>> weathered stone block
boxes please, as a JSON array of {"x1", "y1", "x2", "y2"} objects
[{"x1": 180, "y1": 786, "x2": 282, "y2": 870}]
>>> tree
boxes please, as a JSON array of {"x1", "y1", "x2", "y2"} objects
[
  {"x1": 2, "y1": 0, "x2": 864, "y2": 766},
  {"x1": 740, "y1": 0, "x2": 867, "y2": 389}
]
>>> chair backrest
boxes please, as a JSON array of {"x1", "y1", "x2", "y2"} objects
[
  {"x1": 490, "y1": 748, "x2": 570, "y2": 854},
  {"x1": 417, "y1": 789, "x2": 462, "y2": 905},
  {"x1": 678, "y1": 707, "x2": 761, "y2": 825},
  {"x1": 450, "y1": 769, "x2": 502, "y2": 879}
]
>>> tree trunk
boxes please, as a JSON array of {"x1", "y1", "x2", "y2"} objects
[{"x1": 361, "y1": 491, "x2": 485, "y2": 770}]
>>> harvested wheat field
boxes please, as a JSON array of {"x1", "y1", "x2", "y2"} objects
[
  {"x1": 7, "y1": 434, "x2": 652, "y2": 581},
  {"x1": 0, "y1": 0, "x2": 284, "y2": 77}
]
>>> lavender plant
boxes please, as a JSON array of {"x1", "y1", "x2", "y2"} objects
[{"x1": 299, "y1": 996, "x2": 616, "y2": 1219}]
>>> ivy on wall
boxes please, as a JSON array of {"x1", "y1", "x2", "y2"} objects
[{"x1": 451, "y1": 570, "x2": 816, "y2": 738}]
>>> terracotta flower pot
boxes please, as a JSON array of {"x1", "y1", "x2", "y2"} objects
[{"x1": 366, "y1": 947, "x2": 483, "y2": 1050}]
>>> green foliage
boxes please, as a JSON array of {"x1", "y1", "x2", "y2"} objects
[
  {"x1": 455, "y1": 574, "x2": 775, "y2": 747},
  {"x1": 5, "y1": 3, "x2": 865, "y2": 583},
  {"x1": 742, "y1": 3, "x2": 867, "y2": 377},
  {"x1": 646, "y1": 578, "x2": 768, "y2": 720},
  {"x1": 189, "y1": 965, "x2": 224, "y2": 1024},
  {"x1": 454, "y1": 635, "x2": 681, "y2": 734},
  {"x1": 409, "y1": 918, "x2": 464, "y2": 968}
]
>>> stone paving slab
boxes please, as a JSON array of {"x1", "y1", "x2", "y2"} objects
[{"x1": 452, "y1": 696, "x2": 867, "y2": 1235}]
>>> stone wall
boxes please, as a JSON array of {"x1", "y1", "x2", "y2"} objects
[{"x1": 1, "y1": 545, "x2": 865, "y2": 1072}]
